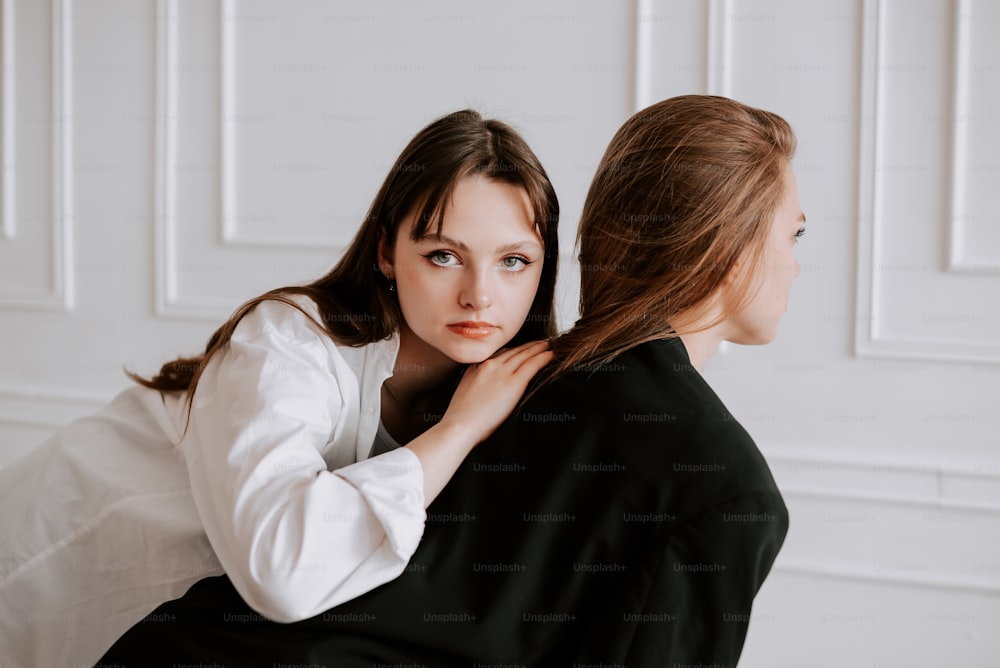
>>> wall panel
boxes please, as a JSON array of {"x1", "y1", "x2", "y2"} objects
[
  {"x1": 949, "y1": 0, "x2": 1000, "y2": 270},
  {"x1": 0, "y1": 0, "x2": 73, "y2": 310},
  {"x1": 856, "y1": 0, "x2": 1000, "y2": 363}
]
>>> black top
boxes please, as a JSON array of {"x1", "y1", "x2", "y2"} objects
[{"x1": 98, "y1": 338, "x2": 788, "y2": 667}]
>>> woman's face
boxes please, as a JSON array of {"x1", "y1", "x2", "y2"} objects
[
  {"x1": 380, "y1": 175, "x2": 545, "y2": 365},
  {"x1": 725, "y1": 161, "x2": 806, "y2": 345}
]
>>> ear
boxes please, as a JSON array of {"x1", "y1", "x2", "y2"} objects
[
  {"x1": 377, "y1": 230, "x2": 395, "y2": 280},
  {"x1": 721, "y1": 258, "x2": 741, "y2": 284}
]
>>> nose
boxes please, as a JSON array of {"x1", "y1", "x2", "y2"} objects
[{"x1": 459, "y1": 268, "x2": 494, "y2": 310}]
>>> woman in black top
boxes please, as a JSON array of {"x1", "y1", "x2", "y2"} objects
[{"x1": 99, "y1": 94, "x2": 804, "y2": 667}]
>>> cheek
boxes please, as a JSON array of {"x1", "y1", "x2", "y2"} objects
[
  {"x1": 769, "y1": 247, "x2": 796, "y2": 279},
  {"x1": 399, "y1": 262, "x2": 441, "y2": 296},
  {"x1": 396, "y1": 269, "x2": 442, "y2": 318},
  {"x1": 753, "y1": 260, "x2": 782, "y2": 306},
  {"x1": 510, "y1": 269, "x2": 543, "y2": 311},
  {"x1": 782, "y1": 252, "x2": 799, "y2": 284}
]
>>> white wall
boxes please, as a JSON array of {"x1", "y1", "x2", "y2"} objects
[{"x1": 1, "y1": 0, "x2": 998, "y2": 664}]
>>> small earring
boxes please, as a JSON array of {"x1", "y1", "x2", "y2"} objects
[{"x1": 388, "y1": 280, "x2": 396, "y2": 293}]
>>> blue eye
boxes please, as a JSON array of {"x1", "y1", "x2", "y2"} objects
[
  {"x1": 426, "y1": 251, "x2": 459, "y2": 267},
  {"x1": 501, "y1": 256, "x2": 531, "y2": 271}
]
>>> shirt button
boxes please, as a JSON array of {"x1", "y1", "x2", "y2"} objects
[{"x1": 363, "y1": 405, "x2": 375, "y2": 415}]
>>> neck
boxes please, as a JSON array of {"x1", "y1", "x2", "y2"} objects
[
  {"x1": 675, "y1": 328, "x2": 725, "y2": 372},
  {"x1": 670, "y1": 300, "x2": 730, "y2": 372},
  {"x1": 386, "y1": 323, "x2": 463, "y2": 406}
]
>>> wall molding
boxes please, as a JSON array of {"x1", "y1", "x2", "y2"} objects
[
  {"x1": 154, "y1": 0, "x2": 237, "y2": 319},
  {"x1": 1, "y1": 0, "x2": 15, "y2": 241},
  {"x1": 0, "y1": 382, "x2": 111, "y2": 428},
  {"x1": 633, "y1": 0, "x2": 730, "y2": 115},
  {"x1": 763, "y1": 444, "x2": 1000, "y2": 595},
  {"x1": 218, "y1": 0, "x2": 338, "y2": 250},
  {"x1": 46, "y1": 0, "x2": 73, "y2": 310},
  {"x1": 948, "y1": 0, "x2": 974, "y2": 271},
  {"x1": 705, "y1": 0, "x2": 731, "y2": 97},
  {"x1": 854, "y1": 0, "x2": 888, "y2": 360},
  {"x1": 762, "y1": 445, "x2": 1000, "y2": 512},
  {"x1": 219, "y1": 0, "x2": 237, "y2": 245},
  {"x1": 633, "y1": 0, "x2": 652, "y2": 111},
  {"x1": 774, "y1": 557, "x2": 1000, "y2": 596},
  {"x1": 153, "y1": 0, "x2": 186, "y2": 317},
  {"x1": 0, "y1": 0, "x2": 74, "y2": 310},
  {"x1": 854, "y1": 0, "x2": 1000, "y2": 364},
  {"x1": 155, "y1": 0, "x2": 240, "y2": 319},
  {"x1": 947, "y1": 0, "x2": 1000, "y2": 273}
]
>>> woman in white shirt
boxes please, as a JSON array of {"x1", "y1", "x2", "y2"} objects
[{"x1": 0, "y1": 109, "x2": 559, "y2": 666}]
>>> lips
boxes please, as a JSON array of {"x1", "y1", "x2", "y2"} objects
[{"x1": 447, "y1": 321, "x2": 499, "y2": 340}]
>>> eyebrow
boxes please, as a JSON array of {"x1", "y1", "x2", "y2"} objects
[
  {"x1": 418, "y1": 233, "x2": 543, "y2": 254},
  {"x1": 797, "y1": 212, "x2": 807, "y2": 223}
]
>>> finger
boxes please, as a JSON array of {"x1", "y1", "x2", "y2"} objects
[
  {"x1": 490, "y1": 348, "x2": 554, "y2": 380},
  {"x1": 487, "y1": 339, "x2": 549, "y2": 360},
  {"x1": 487, "y1": 339, "x2": 551, "y2": 366},
  {"x1": 509, "y1": 348, "x2": 554, "y2": 376},
  {"x1": 503, "y1": 341, "x2": 553, "y2": 371}
]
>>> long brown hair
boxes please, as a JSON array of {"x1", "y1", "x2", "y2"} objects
[
  {"x1": 130, "y1": 109, "x2": 559, "y2": 402},
  {"x1": 547, "y1": 94, "x2": 795, "y2": 379}
]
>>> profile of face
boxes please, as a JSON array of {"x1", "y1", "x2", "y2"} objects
[
  {"x1": 379, "y1": 175, "x2": 545, "y2": 365},
  {"x1": 724, "y1": 161, "x2": 806, "y2": 345}
]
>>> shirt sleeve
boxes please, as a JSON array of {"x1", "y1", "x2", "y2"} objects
[
  {"x1": 181, "y1": 300, "x2": 426, "y2": 623},
  {"x1": 613, "y1": 490, "x2": 788, "y2": 667}
]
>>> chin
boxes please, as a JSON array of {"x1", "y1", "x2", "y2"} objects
[{"x1": 441, "y1": 340, "x2": 501, "y2": 365}]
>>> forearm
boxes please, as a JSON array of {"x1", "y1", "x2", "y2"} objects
[{"x1": 404, "y1": 419, "x2": 479, "y2": 506}]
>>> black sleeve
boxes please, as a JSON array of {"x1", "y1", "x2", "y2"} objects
[{"x1": 605, "y1": 490, "x2": 788, "y2": 667}]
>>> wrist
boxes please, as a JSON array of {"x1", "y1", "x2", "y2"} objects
[{"x1": 427, "y1": 416, "x2": 480, "y2": 453}]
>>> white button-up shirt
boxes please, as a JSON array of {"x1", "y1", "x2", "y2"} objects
[{"x1": 0, "y1": 297, "x2": 425, "y2": 667}]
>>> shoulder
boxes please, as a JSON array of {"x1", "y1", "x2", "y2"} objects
[
  {"x1": 231, "y1": 295, "x2": 326, "y2": 343},
  {"x1": 525, "y1": 338, "x2": 781, "y2": 501},
  {"x1": 543, "y1": 338, "x2": 721, "y2": 432},
  {"x1": 226, "y1": 295, "x2": 392, "y2": 373}
]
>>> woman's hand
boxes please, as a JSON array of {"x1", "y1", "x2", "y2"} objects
[
  {"x1": 440, "y1": 339, "x2": 554, "y2": 444},
  {"x1": 404, "y1": 339, "x2": 553, "y2": 506}
]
